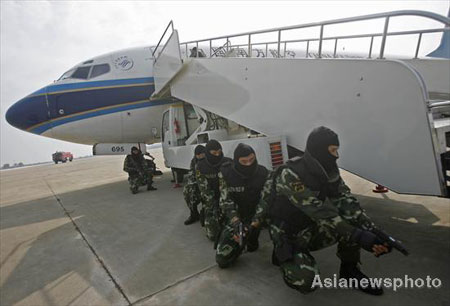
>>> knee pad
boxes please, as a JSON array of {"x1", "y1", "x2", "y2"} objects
[
  {"x1": 281, "y1": 255, "x2": 318, "y2": 294},
  {"x1": 282, "y1": 273, "x2": 317, "y2": 294}
]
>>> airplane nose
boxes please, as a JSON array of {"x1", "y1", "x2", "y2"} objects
[
  {"x1": 5, "y1": 100, "x2": 24, "y2": 129},
  {"x1": 5, "y1": 89, "x2": 49, "y2": 133}
]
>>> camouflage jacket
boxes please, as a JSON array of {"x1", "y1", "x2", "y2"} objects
[
  {"x1": 196, "y1": 157, "x2": 232, "y2": 211},
  {"x1": 253, "y1": 166, "x2": 375, "y2": 238},
  {"x1": 186, "y1": 157, "x2": 198, "y2": 184},
  {"x1": 123, "y1": 154, "x2": 149, "y2": 174}
]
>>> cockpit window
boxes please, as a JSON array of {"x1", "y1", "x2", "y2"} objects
[
  {"x1": 90, "y1": 64, "x2": 110, "y2": 79},
  {"x1": 58, "y1": 68, "x2": 75, "y2": 81},
  {"x1": 71, "y1": 66, "x2": 91, "y2": 79}
]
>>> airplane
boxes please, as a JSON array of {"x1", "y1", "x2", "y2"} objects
[
  {"x1": 5, "y1": 46, "x2": 175, "y2": 145},
  {"x1": 6, "y1": 8, "x2": 450, "y2": 144},
  {"x1": 5, "y1": 10, "x2": 450, "y2": 197}
]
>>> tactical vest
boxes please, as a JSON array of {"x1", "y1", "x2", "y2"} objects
[
  {"x1": 269, "y1": 157, "x2": 326, "y2": 236},
  {"x1": 126, "y1": 154, "x2": 145, "y2": 174},
  {"x1": 197, "y1": 157, "x2": 232, "y2": 199},
  {"x1": 220, "y1": 162, "x2": 268, "y2": 222}
]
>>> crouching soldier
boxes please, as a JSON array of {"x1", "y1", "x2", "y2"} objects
[
  {"x1": 216, "y1": 144, "x2": 270, "y2": 268},
  {"x1": 123, "y1": 146, "x2": 157, "y2": 194},
  {"x1": 183, "y1": 145, "x2": 206, "y2": 225},
  {"x1": 196, "y1": 140, "x2": 232, "y2": 241},
  {"x1": 252, "y1": 127, "x2": 391, "y2": 295}
]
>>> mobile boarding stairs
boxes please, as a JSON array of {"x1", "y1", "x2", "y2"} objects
[{"x1": 151, "y1": 10, "x2": 450, "y2": 198}]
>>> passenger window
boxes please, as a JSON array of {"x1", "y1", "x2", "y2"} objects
[
  {"x1": 90, "y1": 64, "x2": 110, "y2": 78},
  {"x1": 71, "y1": 66, "x2": 91, "y2": 79}
]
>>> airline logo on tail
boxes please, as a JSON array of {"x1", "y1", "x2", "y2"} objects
[{"x1": 427, "y1": 9, "x2": 450, "y2": 59}]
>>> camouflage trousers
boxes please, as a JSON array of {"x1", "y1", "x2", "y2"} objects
[
  {"x1": 270, "y1": 219, "x2": 360, "y2": 294},
  {"x1": 128, "y1": 173, "x2": 152, "y2": 190},
  {"x1": 183, "y1": 183, "x2": 201, "y2": 211},
  {"x1": 203, "y1": 208, "x2": 222, "y2": 241},
  {"x1": 216, "y1": 224, "x2": 260, "y2": 268}
]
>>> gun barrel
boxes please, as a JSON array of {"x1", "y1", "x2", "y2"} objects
[{"x1": 373, "y1": 228, "x2": 409, "y2": 256}]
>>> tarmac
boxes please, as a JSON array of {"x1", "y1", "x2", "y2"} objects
[{"x1": 0, "y1": 148, "x2": 449, "y2": 306}]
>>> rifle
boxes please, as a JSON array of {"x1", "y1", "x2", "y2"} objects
[{"x1": 370, "y1": 227, "x2": 409, "y2": 256}]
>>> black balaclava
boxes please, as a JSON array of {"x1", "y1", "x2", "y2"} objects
[
  {"x1": 131, "y1": 146, "x2": 142, "y2": 163},
  {"x1": 233, "y1": 143, "x2": 258, "y2": 178},
  {"x1": 305, "y1": 126, "x2": 340, "y2": 176},
  {"x1": 194, "y1": 145, "x2": 206, "y2": 160},
  {"x1": 205, "y1": 139, "x2": 223, "y2": 166}
]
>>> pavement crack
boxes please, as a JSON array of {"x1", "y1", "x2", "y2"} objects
[
  {"x1": 44, "y1": 180, "x2": 132, "y2": 305},
  {"x1": 131, "y1": 264, "x2": 217, "y2": 305}
]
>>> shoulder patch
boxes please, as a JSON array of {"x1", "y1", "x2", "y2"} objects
[{"x1": 292, "y1": 181, "x2": 305, "y2": 193}]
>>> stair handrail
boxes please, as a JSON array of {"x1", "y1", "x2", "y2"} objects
[
  {"x1": 152, "y1": 20, "x2": 174, "y2": 61},
  {"x1": 211, "y1": 39, "x2": 231, "y2": 57},
  {"x1": 179, "y1": 10, "x2": 449, "y2": 59}
]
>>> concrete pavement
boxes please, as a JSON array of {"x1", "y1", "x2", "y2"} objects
[{"x1": 1, "y1": 149, "x2": 449, "y2": 305}]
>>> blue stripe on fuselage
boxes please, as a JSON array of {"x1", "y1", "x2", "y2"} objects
[
  {"x1": 31, "y1": 99, "x2": 172, "y2": 134},
  {"x1": 30, "y1": 77, "x2": 154, "y2": 96},
  {"x1": 15, "y1": 77, "x2": 173, "y2": 134},
  {"x1": 46, "y1": 83, "x2": 155, "y2": 119}
]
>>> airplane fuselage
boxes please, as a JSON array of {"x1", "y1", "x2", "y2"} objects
[{"x1": 6, "y1": 46, "x2": 176, "y2": 145}]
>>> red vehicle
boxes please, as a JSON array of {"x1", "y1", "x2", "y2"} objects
[{"x1": 52, "y1": 151, "x2": 73, "y2": 164}]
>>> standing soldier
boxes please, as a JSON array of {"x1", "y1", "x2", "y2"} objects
[
  {"x1": 183, "y1": 145, "x2": 206, "y2": 225},
  {"x1": 252, "y1": 127, "x2": 391, "y2": 295},
  {"x1": 196, "y1": 140, "x2": 232, "y2": 241},
  {"x1": 215, "y1": 143, "x2": 270, "y2": 268},
  {"x1": 123, "y1": 146, "x2": 157, "y2": 194}
]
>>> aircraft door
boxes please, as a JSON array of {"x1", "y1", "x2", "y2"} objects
[
  {"x1": 170, "y1": 104, "x2": 188, "y2": 146},
  {"x1": 161, "y1": 105, "x2": 188, "y2": 148}
]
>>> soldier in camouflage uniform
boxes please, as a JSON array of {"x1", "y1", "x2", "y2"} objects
[
  {"x1": 252, "y1": 127, "x2": 390, "y2": 295},
  {"x1": 183, "y1": 145, "x2": 206, "y2": 225},
  {"x1": 196, "y1": 140, "x2": 232, "y2": 241},
  {"x1": 123, "y1": 146, "x2": 156, "y2": 194},
  {"x1": 215, "y1": 144, "x2": 270, "y2": 268}
]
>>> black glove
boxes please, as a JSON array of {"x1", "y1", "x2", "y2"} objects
[{"x1": 350, "y1": 228, "x2": 384, "y2": 253}]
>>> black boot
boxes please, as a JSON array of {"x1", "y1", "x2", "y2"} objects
[
  {"x1": 246, "y1": 227, "x2": 260, "y2": 252},
  {"x1": 184, "y1": 209, "x2": 199, "y2": 225},
  {"x1": 130, "y1": 186, "x2": 139, "y2": 194},
  {"x1": 199, "y1": 208, "x2": 205, "y2": 227},
  {"x1": 147, "y1": 183, "x2": 157, "y2": 191},
  {"x1": 271, "y1": 249, "x2": 280, "y2": 266},
  {"x1": 339, "y1": 263, "x2": 383, "y2": 295},
  {"x1": 247, "y1": 240, "x2": 259, "y2": 252}
]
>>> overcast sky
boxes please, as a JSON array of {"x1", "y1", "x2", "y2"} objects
[{"x1": 1, "y1": 0, "x2": 449, "y2": 166}]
